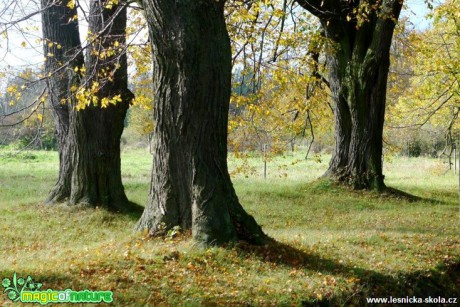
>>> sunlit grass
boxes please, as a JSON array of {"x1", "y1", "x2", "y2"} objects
[{"x1": 0, "y1": 149, "x2": 458, "y2": 305}]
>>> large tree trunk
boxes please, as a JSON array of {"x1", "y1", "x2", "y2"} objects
[
  {"x1": 42, "y1": 0, "x2": 133, "y2": 210},
  {"x1": 41, "y1": 0, "x2": 84, "y2": 203},
  {"x1": 68, "y1": 1, "x2": 133, "y2": 210},
  {"x1": 136, "y1": 0, "x2": 266, "y2": 245},
  {"x1": 298, "y1": 0, "x2": 403, "y2": 190}
]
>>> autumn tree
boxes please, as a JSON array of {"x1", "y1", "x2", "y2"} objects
[
  {"x1": 388, "y1": 0, "x2": 460, "y2": 159},
  {"x1": 41, "y1": 0, "x2": 134, "y2": 209},
  {"x1": 0, "y1": 1, "x2": 55, "y2": 150},
  {"x1": 135, "y1": 0, "x2": 266, "y2": 245},
  {"x1": 68, "y1": 0, "x2": 133, "y2": 209},
  {"x1": 226, "y1": 1, "x2": 333, "y2": 160},
  {"x1": 0, "y1": 70, "x2": 52, "y2": 149},
  {"x1": 41, "y1": 0, "x2": 84, "y2": 202},
  {"x1": 121, "y1": 1, "x2": 334, "y2": 162},
  {"x1": 295, "y1": 0, "x2": 404, "y2": 190},
  {"x1": 126, "y1": 40, "x2": 155, "y2": 151}
]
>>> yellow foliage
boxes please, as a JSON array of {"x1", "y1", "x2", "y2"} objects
[
  {"x1": 388, "y1": 0, "x2": 460, "y2": 132},
  {"x1": 66, "y1": 0, "x2": 75, "y2": 10},
  {"x1": 225, "y1": 0, "x2": 332, "y2": 158},
  {"x1": 104, "y1": 0, "x2": 119, "y2": 10}
]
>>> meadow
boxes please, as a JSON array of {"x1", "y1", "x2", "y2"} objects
[{"x1": 0, "y1": 148, "x2": 459, "y2": 305}]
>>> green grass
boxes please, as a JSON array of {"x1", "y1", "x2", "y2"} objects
[{"x1": 0, "y1": 149, "x2": 459, "y2": 305}]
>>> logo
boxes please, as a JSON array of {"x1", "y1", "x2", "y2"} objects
[{"x1": 2, "y1": 273, "x2": 113, "y2": 304}]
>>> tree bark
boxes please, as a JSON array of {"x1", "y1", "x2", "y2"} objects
[
  {"x1": 41, "y1": 0, "x2": 84, "y2": 203},
  {"x1": 68, "y1": 0, "x2": 133, "y2": 210},
  {"x1": 298, "y1": 0, "x2": 403, "y2": 190},
  {"x1": 41, "y1": 0, "x2": 133, "y2": 210},
  {"x1": 136, "y1": 0, "x2": 266, "y2": 245}
]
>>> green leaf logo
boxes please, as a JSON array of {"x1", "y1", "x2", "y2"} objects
[{"x1": 2, "y1": 273, "x2": 41, "y2": 302}]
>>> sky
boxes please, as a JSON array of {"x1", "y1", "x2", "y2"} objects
[
  {"x1": 403, "y1": 0, "x2": 438, "y2": 30},
  {"x1": 0, "y1": 0, "x2": 441, "y2": 87}
]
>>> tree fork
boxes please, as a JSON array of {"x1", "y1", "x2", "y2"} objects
[{"x1": 42, "y1": 0, "x2": 134, "y2": 210}]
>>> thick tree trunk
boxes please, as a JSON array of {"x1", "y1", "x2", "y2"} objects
[
  {"x1": 311, "y1": 1, "x2": 403, "y2": 191},
  {"x1": 136, "y1": 0, "x2": 266, "y2": 245},
  {"x1": 325, "y1": 40, "x2": 389, "y2": 190},
  {"x1": 41, "y1": 0, "x2": 84, "y2": 203},
  {"x1": 323, "y1": 50, "x2": 352, "y2": 179},
  {"x1": 68, "y1": 101, "x2": 130, "y2": 209},
  {"x1": 68, "y1": 1, "x2": 132, "y2": 210},
  {"x1": 42, "y1": 0, "x2": 133, "y2": 210}
]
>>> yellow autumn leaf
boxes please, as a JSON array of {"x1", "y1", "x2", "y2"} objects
[{"x1": 67, "y1": 0, "x2": 75, "y2": 9}]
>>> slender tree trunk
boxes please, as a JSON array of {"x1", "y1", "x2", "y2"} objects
[
  {"x1": 41, "y1": 0, "x2": 84, "y2": 203},
  {"x1": 136, "y1": 0, "x2": 266, "y2": 245},
  {"x1": 69, "y1": 1, "x2": 133, "y2": 210}
]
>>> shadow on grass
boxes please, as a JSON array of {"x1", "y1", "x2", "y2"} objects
[
  {"x1": 382, "y1": 186, "x2": 424, "y2": 202},
  {"x1": 1, "y1": 241, "x2": 458, "y2": 306},
  {"x1": 118, "y1": 201, "x2": 144, "y2": 220},
  {"x1": 236, "y1": 238, "x2": 460, "y2": 306},
  {"x1": 382, "y1": 186, "x2": 453, "y2": 206},
  {"x1": 308, "y1": 178, "x2": 451, "y2": 205},
  {"x1": 44, "y1": 200, "x2": 144, "y2": 221}
]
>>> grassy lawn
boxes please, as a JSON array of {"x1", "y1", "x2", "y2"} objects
[{"x1": 0, "y1": 149, "x2": 459, "y2": 305}]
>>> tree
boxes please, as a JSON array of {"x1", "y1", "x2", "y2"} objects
[
  {"x1": 296, "y1": 0, "x2": 404, "y2": 190},
  {"x1": 41, "y1": 0, "x2": 134, "y2": 209},
  {"x1": 41, "y1": 0, "x2": 84, "y2": 202},
  {"x1": 0, "y1": 70, "x2": 54, "y2": 149},
  {"x1": 67, "y1": 0, "x2": 133, "y2": 209},
  {"x1": 135, "y1": 0, "x2": 266, "y2": 245},
  {"x1": 388, "y1": 0, "x2": 460, "y2": 160},
  {"x1": 226, "y1": 1, "x2": 333, "y2": 160}
]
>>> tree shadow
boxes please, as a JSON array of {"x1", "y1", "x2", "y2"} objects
[
  {"x1": 383, "y1": 186, "x2": 452, "y2": 205},
  {"x1": 45, "y1": 200, "x2": 144, "y2": 221},
  {"x1": 235, "y1": 238, "x2": 460, "y2": 305},
  {"x1": 383, "y1": 186, "x2": 424, "y2": 202},
  {"x1": 2, "y1": 242, "x2": 458, "y2": 306},
  {"x1": 113, "y1": 201, "x2": 144, "y2": 220}
]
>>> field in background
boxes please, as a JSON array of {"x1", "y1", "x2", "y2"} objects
[{"x1": 0, "y1": 149, "x2": 459, "y2": 305}]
